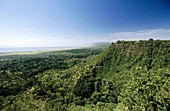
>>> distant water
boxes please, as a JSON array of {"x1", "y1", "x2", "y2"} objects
[{"x1": 0, "y1": 47, "x2": 71, "y2": 53}]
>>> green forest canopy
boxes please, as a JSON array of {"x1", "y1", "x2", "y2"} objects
[{"x1": 0, "y1": 39, "x2": 169, "y2": 111}]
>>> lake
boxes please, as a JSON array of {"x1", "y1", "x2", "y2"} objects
[{"x1": 0, "y1": 47, "x2": 71, "y2": 53}]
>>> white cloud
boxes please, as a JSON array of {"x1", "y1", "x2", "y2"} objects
[
  {"x1": 0, "y1": 29, "x2": 169, "y2": 47},
  {"x1": 0, "y1": 38, "x2": 41, "y2": 47},
  {"x1": 103, "y1": 29, "x2": 170, "y2": 42}
]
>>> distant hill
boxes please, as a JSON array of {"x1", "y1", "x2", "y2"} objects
[{"x1": 91, "y1": 42, "x2": 111, "y2": 47}]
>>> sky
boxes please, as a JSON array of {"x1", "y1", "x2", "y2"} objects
[{"x1": 0, "y1": 0, "x2": 170, "y2": 47}]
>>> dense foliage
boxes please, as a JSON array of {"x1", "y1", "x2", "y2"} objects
[{"x1": 0, "y1": 39, "x2": 169, "y2": 111}]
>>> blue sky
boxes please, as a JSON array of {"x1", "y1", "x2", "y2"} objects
[{"x1": 0, "y1": 0, "x2": 170, "y2": 47}]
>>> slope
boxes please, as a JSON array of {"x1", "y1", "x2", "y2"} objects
[{"x1": 69, "y1": 39, "x2": 170, "y2": 110}]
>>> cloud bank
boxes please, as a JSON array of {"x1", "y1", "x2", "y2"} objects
[
  {"x1": 0, "y1": 29, "x2": 169, "y2": 47},
  {"x1": 104, "y1": 29, "x2": 170, "y2": 42}
]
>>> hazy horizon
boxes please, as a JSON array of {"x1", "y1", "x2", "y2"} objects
[{"x1": 0, "y1": 0, "x2": 170, "y2": 47}]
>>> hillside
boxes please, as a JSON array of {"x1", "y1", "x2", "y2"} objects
[{"x1": 0, "y1": 39, "x2": 169, "y2": 111}]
